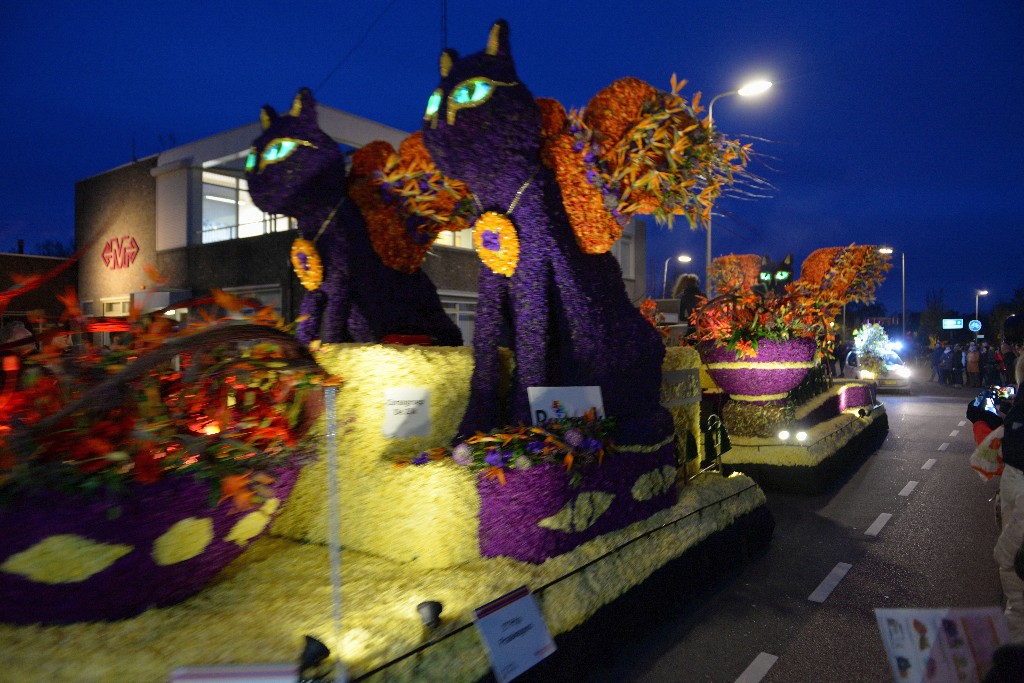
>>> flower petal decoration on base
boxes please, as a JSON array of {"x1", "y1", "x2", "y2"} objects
[
  {"x1": 290, "y1": 238, "x2": 324, "y2": 291},
  {"x1": 473, "y1": 212, "x2": 520, "y2": 277},
  {"x1": 701, "y1": 337, "x2": 817, "y2": 404}
]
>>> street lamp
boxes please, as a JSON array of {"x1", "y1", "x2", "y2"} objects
[
  {"x1": 878, "y1": 247, "x2": 905, "y2": 342},
  {"x1": 976, "y1": 290, "x2": 988, "y2": 336},
  {"x1": 662, "y1": 254, "x2": 693, "y2": 298},
  {"x1": 704, "y1": 79, "x2": 773, "y2": 296}
]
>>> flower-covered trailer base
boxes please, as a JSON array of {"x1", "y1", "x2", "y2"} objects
[
  {"x1": 0, "y1": 474, "x2": 767, "y2": 682},
  {"x1": 720, "y1": 381, "x2": 889, "y2": 493}
]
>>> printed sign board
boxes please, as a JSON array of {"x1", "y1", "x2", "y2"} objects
[
  {"x1": 382, "y1": 387, "x2": 431, "y2": 438},
  {"x1": 526, "y1": 386, "x2": 604, "y2": 426},
  {"x1": 475, "y1": 586, "x2": 556, "y2": 682},
  {"x1": 942, "y1": 318, "x2": 964, "y2": 330},
  {"x1": 875, "y1": 606, "x2": 1009, "y2": 682}
]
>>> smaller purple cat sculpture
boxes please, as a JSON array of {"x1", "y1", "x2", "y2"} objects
[{"x1": 246, "y1": 88, "x2": 462, "y2": 346}]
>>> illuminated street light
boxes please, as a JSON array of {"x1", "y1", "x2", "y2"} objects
[
  {"x1": 705, "y1": 79, "x2": 773, "y2": 296},
  {"x1": 662, "y1": 254, "x2": 693, "y2": 298},
  {"x1": 878, "y1": 247, "x2": 905, "y2": 342},
  {"x1": 976, "y1": 290, "x2": 989, "y2": 338}
]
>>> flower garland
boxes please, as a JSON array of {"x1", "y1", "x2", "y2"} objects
[
  {"x1": 401, "y1": 413, "x2": 616, "y2": 487},
  {"x1": 290, "y1": 238, "x2": 323, "y2": 291}
]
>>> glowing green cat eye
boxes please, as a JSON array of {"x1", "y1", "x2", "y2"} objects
[
  {"x1": 264, "y1": 139, "x2": 297, "y2": 162},
  {"x1": 760, "y1": 272, "x2": 771, "y2": 281},
  {"x1": 424, "y1": 90, "x2": 442, "y2": 119},
  {"x1": 775, "y1": 271, "x2": 791, "y2": 281},
  {"x1": 445, "y1": 77, "x2": 516, "y2": 125},
  {"x1": 254, "y1": 137, "x2": 317, "y2": 172},
  {"x1": 452, "y1": 79, "x2": 492, "y2": 105},
  {"x1": 245, "y1": 149, "x2": 257, "y2": 173}
]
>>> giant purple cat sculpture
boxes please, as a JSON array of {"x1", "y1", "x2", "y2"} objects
[
  {"x1": 246, "y1": 88, "x2": 462, "y2": 346},
  {"x1": 422, "y1": 21, "x2": 672, "y2": 447}
]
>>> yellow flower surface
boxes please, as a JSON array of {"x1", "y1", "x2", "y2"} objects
[
  {"x1": 538, "y1": 491, "x2": 616, "y2": 533},
  {"x1": 2, "y1": 535, "x2": 133, "y2": 584},
  {"x1": 152, "y1": 517, "x2": 214, "y2": 566},
  {"x1": 0, "y1": 474, "x2": 765, "y2": 683},
  {"x1": 224, "y1": 498, "x2": 280, "y2": 547}
]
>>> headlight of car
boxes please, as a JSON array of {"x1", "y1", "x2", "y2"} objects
[
  {"x1": 892, "y1": 365, "x2": 911, "y2": 379},
  {"x1": 859, "y1": 369, "x2": 875, "y2": 379}
]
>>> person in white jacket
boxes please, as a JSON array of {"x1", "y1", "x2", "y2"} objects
[{"x1": 996, "y1": 315, "x2": 1024, "y2": 640}]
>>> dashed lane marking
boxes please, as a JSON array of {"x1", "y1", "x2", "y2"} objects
[
  {"x1": 950, "y1": 430, "x2": 959, "y2": 437},
  {"x1": 922, "y1": 459, "x2": 936, "y2": 470},
  {"x1": 865, "y1": 513, "x2": 893, "y2": 537},
  {"x1": 938, "y1": 443, "x2": 950, "y2": 451},
  {"x1": 959, "y1": 421, "x2": 967, "y2": 427},
  {"x1": 735, "y1": 653, "x2": 779, "y2": 683},
  {"x1": 899, "y1": 481, "x2": 918, "y2": 496},
  {"x1": 809, "y1": 562, "x2": 853, "y2": 603}
]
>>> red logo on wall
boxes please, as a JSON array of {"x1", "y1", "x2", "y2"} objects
[{"x1": 102, "y1": 236, "x2": 140, "y2": 270}]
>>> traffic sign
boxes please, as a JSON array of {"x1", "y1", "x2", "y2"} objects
[
  {"x1": 942, "y1": 318, "x2": 964, "y2": 330},
  {"x1": 969, "y1": 320, "x2": 982, "y2": 333}
]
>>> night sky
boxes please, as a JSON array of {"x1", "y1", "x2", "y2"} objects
[{"x1": 2, "y1": 1, "x2": 1021, "y2": 318}]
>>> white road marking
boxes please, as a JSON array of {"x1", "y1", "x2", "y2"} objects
[
  {"x1": 950, "y1": 430, "x2": 959, "y2": 437},
  {"x1": 922, "y1": 459, "x2": 936, "y2": 470},
  {"x1": 809, "y1": 562, "x2": 853, "y2": 603},
  {"x1": 938, "y1": 443, "x2": 950, "y2": 451},
  {"x1": 865, "y1": 513, "x2": 893, "y2": 537},
  {"x1": 959, "y1": 421, "x2": 967, "y2": 427},
  {"x1": 735, "y1": 653, "x2": 779, "y2": 683},
  {"x1": 899, "y1": 481, "x2": 918, "y2": 496}
]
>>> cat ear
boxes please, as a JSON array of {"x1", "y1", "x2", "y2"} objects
[
  {"x1": 783, "y1": 254, "x2": 793, "y2": 266},
  {"x1": 760, "y1": 254, "x2": 770, "y2": 265},
  {"x1": 486, "y1": 19, "x2": 511, "y2": 57},
  {"x1": 439, "y1": 49, "x2": 458, "y2": 77},
  {"x1": 290, "y1": 88, "x2": 317, "y2": 120},
  {"x1": 260, "y1": 105, "x2": 278, "y2": 130}
]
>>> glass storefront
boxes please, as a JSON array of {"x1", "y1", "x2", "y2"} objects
[{"x1": 201, "y1": 172, "x2": 292, "y2": 243}]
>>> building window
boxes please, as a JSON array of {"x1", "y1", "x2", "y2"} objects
[
  {"x1": 221, "y1": 285, "x2": 283, "y2": 318},
  {"x1": 100, "y1": 297, "x2": 131, "y2": 316},
  {"x1": 441, "y1": 295, "x2": 477, "y2": 345},
  {"x1": 611, "y1": 225, "x2": 635, "y2": 279},
  {"x1": 201, "y1": 172, "x2": 292, "y2": 243},
  {"x1": 432, "y1": 227, "x2": 474, "y2": 250}
]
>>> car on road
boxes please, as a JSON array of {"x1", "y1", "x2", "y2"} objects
[{"x1": 845, "y1": 350, "x2": 912, "y2": 390}]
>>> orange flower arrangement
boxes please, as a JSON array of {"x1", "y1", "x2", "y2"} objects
[
  {"x1": 348, "y1": 132, "x2": 476, "y2": 274},
  {"x1": 695, "y1": 246, "x2": 891, "y2": 358},
  {"x1": 537, "y1": 76, "x2": 752, "y2": 255}
]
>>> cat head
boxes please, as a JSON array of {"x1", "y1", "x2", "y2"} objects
[
  {"x1": 420, "y1": 20, "x2": 542, "y2": 191},
  {"x1": 756, "y1": 253, "x2": 793, "y2": 294},
  {"x1": 245, "y1": 88, "x2": 346, "y2": 216}
]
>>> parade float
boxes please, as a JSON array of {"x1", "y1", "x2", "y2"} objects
[
  {"x1": 0, "y1": 20, "x2": 792, "y2": 682},
  {"x1": 694, "y1": 247, "x2": 892, "y2": 492}
]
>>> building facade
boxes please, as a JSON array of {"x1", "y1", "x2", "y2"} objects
[{"x1": 75, "y1": 103, "x2": 647, "y2": 342}]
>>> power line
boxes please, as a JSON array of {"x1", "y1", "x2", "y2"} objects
[{"x1": 316, "y1": 0, "x2": 402, "y2": 93}]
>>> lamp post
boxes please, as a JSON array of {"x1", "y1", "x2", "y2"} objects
[
  {"x1": 878, "y1": 247, "x2": 906, "y2": 342},
  {"x1": 704, "y1": 79, "x2": 773, "y2": 296},
  {"x1": 976, "y1": 290, "x2": 988, "y2": 339},
  {"x1": 662, "y1": 254, "x2": 693, "y2": 298}
]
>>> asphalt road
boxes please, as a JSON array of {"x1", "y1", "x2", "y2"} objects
[{"x1": 603, "y1": 379, "x2": 1003, "y2": 683}]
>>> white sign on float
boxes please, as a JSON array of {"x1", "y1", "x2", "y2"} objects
[
  {"x1": 475, "y1": 586, "x2": 556, "y2": 682},
  {"x1": 526, "y1": 386, "x2": 605, "y2": 426},
  {"x1": 382, "y1": 387, "x2": 431, "y2": 438}
]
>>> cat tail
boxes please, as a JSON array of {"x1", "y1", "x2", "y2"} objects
[{"x1": 348, "y1": 133, "x2": 474, "y2": 274}]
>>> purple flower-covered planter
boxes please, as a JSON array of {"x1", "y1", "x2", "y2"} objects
[
  {"x1": 701, "y1": 338, "x2": 817, "y2": 403},
  {"x1": 477, "y1": 441, "x2": 677, "y2": 564},
  {"x1": 0, "y1": 465, "x2": 301, "y2": 625}
]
